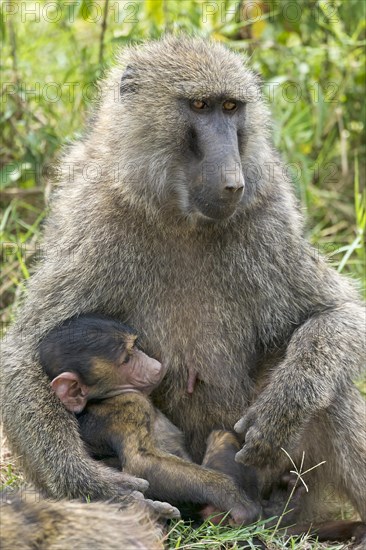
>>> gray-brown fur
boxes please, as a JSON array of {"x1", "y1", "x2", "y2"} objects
[
  {"x1": 39, "y1": 315, "x2": 258, "y2": 523},
  {"x1": 80, "y1": 393, "x2": 259, "y2": 524},
  {"x1": 201, "y1": 432, "x2": 366, "y2": 542},
  {"x1": 0, "y1": 491, "x2": 163, "y2": 550},
  {"x1": 1, "y1": 36, "x2": 365, "y2": 522},
  {"x1": 202, "y1": 431, "x2": 259, "y2": 503}
]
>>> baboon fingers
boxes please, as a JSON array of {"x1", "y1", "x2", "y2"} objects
[
  {"x1": 117, "y1": 473, "x2": 150, "y2": 493},
  {"x1": 101, "y1": 467, "x2": 149, "y2": 493},
  {"x1": 234, "y1": 417, "x2": 249, "y2": 434},
  {"x1": 235, "y1": 447, "x2": 250, "y2": 465},
  {"x1": 234, "y1": 412, "x2": 256, "y2": 436},
  {"x1": 143, "y1": 498, "x2": 181, "y2": 519},
  {"x1": 118, "y1": 491, "x2": 180, "y2": 519}
]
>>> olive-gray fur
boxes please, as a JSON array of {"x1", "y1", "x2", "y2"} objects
[{"x1": 1, "y1": 36, "x2": 365, "y2": 520}]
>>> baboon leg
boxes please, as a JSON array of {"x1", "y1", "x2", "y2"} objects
[
  {"x1": 280, "y1": 383, "x2": 366, "y2": 523},
  {"x1": 154, "y1": 409, "x2": 191, "y2": 460},
  {"x1": 199, "y1": 430, "x2": 261, "y2": 524},
  {"x1": 321, "y1": 385, "x2": 366, "y2": 521},
  {"x1": 95, "y1": 396, "x2": 259, "y2": 525},
  {"x1": 0, "y1": 490, "x2": 164, "y2": 550},
  {"x1": 122, "y1": 437, "x2": 259, "y2": 525}
]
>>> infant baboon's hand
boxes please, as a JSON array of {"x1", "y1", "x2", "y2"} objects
[
  {"x1": 229, "y1": 501, "x2": 260, "y2": 526},
  {"x1": 218, "y1": 482, "x2": 261, "y2": 526},
  {"x1": 129, "y1": 491, "x2": 181, "y2": 519},
  {"x1": 144, "y1": 498, "x2": 181, "y2": 519}
]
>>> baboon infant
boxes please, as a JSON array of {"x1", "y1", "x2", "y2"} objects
[{"x1": 39, "y1": 314, "x2": 260, "y2": 525}]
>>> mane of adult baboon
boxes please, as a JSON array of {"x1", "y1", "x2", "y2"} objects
[{"x1": 1, "y1": 35, "x2": 365, "y2": 528}]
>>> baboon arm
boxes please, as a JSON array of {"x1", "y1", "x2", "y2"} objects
[
  {"x1": 2, "y1": 371, "x2": 146, "y2": 499},
  {"x1": 121, "y1": 441, "x2": 258, "y2": 524},
  {"x1": 103, "y1": 399, "x2": 259, "y2": 525},
  {"x1": 236, "y1": 302, "x2": 365, "y2": 467},
  {"x1": 102, "y1": 396, "x2": 248, "y2": 512}
]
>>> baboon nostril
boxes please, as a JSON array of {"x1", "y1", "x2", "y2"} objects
[{"x1": 224, "y1": 183, "x2": 244, "y2": 192}]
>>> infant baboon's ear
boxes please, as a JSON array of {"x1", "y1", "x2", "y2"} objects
[
  {"x1": 120, "y1": 65, "x2": 139, "y2": 96},
  {"x1": 51, "y1": 372, "x2": 89, "y2": 413}
]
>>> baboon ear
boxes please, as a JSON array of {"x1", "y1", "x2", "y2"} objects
[
  {"x1": 120, "y1": 65, "x2": 138, "y2": 96},
  {"x1": 50, "y1": 372, "x2": 89, "y2": 413}
]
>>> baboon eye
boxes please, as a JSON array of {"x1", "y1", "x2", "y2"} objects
[
  {"x1": 223, "y1": 100, "x2": 237, "y2": 112},
  {"x1": 191, "y1": 99, "x2": 208, "y2": 111},
  {"x1": 121, "y1": 354, "x2": 131, "y2": 365}
]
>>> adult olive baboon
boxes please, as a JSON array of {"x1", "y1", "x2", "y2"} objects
[{"x1": 1, "y1": 36, "x2": 365, "y2": 524}]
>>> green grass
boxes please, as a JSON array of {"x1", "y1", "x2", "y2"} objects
[{"x1": 165, "y1": 518, "x2": 347, "y2": 549}]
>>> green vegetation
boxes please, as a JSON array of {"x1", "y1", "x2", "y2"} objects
[
  {"x1": 165, "y1": 518, "x2": 347, "y2": 549},
  {"x1": 1, "y1": 1, "x2": 365, "y2": 547}
]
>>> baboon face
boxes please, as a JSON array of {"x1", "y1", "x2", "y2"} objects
[
  {"x1": 50, "y1": 348, "x2": 167, "y2": 413},
  {"x1": 108, "y1": 37, "x2": 266, "y2": 220},
  {"x1": 41, "y1": 316, "x2": 168, "y2": 413},
  {"x1": 176, "y1": 96, "x2": 245, "y2": 220},
  {"x1": 104, "y1": 347, "x2": 167, "y2": 396}
]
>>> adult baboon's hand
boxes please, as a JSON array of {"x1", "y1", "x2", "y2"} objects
[
  {"x1": 234, "y1": 401, "x2": 292, "y2": 468},
  {"x1": 103, "y1": 466, "x2": 150, "y2": 493}
]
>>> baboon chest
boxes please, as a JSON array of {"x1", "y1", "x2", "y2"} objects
[{"x1": 109, "y1": 231, "x2": 259, "y2": 434}]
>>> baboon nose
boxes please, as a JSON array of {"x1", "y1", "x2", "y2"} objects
[
  {"x1": 224, "y1": 173, "x2": 245, "y2": 194},
  {"x1": 224, "y1": 181, "x2": 244, "y2": 192}
]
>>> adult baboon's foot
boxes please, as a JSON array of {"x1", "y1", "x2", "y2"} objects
[{"x1": 261, "y1": 472, "x2": 306, "y2": 527}]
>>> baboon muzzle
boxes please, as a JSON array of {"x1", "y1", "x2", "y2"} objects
[{"x1": 192, "y1": 134, "x2": 245, "y2": 220}]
